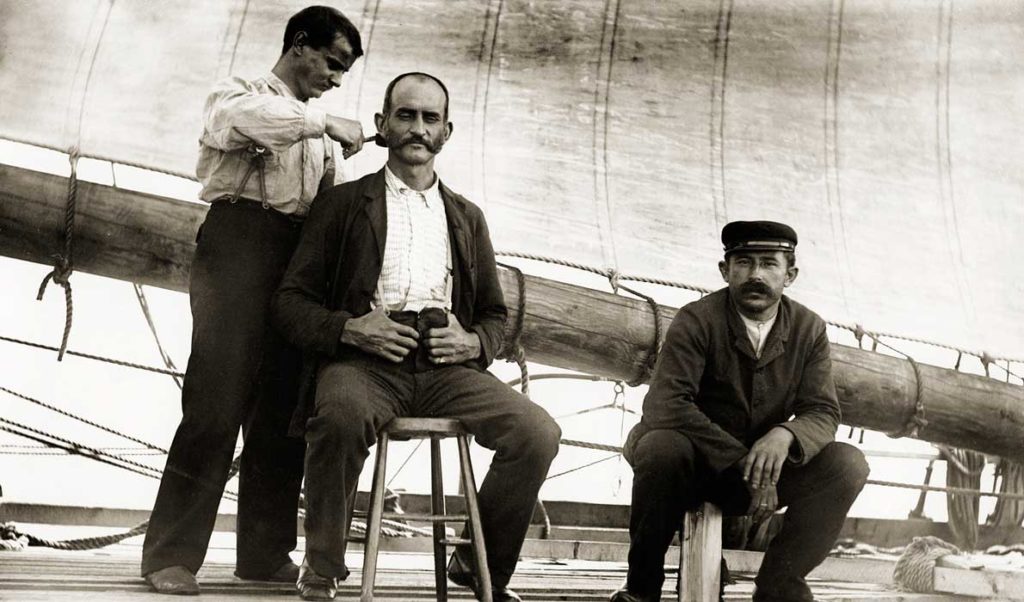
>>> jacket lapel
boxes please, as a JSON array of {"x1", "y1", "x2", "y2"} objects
[
  {"x1": 362, "y1": 169, "x2": 388, "y2": 262},
  {"x1": 440, "y1": 182, "x2": 472, "y2": 271},
  {"x1": 725, "y1": 294, "x2": 760, "y2": 362},
  {"x1": 757, "y1": 297, "x2": 790, "y2": 368}
]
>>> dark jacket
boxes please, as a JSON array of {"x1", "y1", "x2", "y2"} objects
[
  {"x1": 625, "y1": 288, "x2": 840, "y2": 474},
  {"x1": 272, "y1": 169, "x2": 508, "y2": 427}
]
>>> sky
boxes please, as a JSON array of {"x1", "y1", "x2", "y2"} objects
[{"x1": 0, "y1": 138, "x2": 1010, "y2": 526}]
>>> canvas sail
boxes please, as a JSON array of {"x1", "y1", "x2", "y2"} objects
[{"x1": 0, "y1": 0, "x2": 1021, "y2": 358}]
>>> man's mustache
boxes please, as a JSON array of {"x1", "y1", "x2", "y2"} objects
[
  {"x1": 740, "y1": 281, "x2": 773, "y2": 295},
  {"x1": 399, "y1": 135, "x2": 441, "y2": 153}
]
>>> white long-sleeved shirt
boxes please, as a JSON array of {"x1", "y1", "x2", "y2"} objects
[
  {"x1": 374, "y1": 165, "x2": 452, "y2": 312},
  {"x1": 196, "y1": 73, "x2": 335, "y2": 216}
]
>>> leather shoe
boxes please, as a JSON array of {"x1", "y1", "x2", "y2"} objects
[
  {"x1": 608, "y1": 587, "x2": 656, "y2": 602},
  {"x1": 144, "y1": 565, "x2": 200, "y2": 595},
  {"x1": 235, "y1": 560, "x2": 300, "y2": 583},
  {"x1": 447, "y1": 551, "x2": 522, "y2": 601},
  {"x1": 297, "y1": 556, "x2": 338, "y2": 601}
]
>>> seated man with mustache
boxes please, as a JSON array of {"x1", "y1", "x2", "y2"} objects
[
  {"x1": 274, "y1": 72, "x2": 560, "y2": 601},
  {"x1": 611, "y1": 221, "x2": 869, "y2": 602}
]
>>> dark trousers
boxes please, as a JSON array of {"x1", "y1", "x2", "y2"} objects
[
  {"x1": 303, "y1": 353, "x2": 561, "y2": 589},
  {"x1": 625, "y1": 430, "x2": 868, "y2": 601},
  {"x1": 142, "y1": 202, "x2": 306, "y2": 577}
]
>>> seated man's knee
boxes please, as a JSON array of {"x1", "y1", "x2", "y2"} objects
[
  {"x1": 827, "y1": 442, "x2": 870, "y2": 491},
  {"x1": 515, "y1": 408, "x2": 561, "y2": 464},
  {"x1": 308, "y1": 386, "x2": 375, "y2": 448},
  {"x1": 631, "y1": 430, "x2": 697, "y2": 476}
]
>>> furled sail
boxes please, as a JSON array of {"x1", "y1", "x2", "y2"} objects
[{"x1": 0, "y1": 0, "x2": 1021, "y2": 357}]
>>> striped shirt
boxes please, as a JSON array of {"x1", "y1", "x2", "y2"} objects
[
  {"x1": 196, "y1": 73, "x2": 335, "y2": 216},
  {"x1": 374, "y1": 165, "x2": 452, "y2": 312}
]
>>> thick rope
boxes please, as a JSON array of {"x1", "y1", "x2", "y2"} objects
[
  {"x1": 939, "y1": 446, "x2": 986, "y2": 550},
  {"x1": 35, "y1": 150, "x2": 80, "y2": 361},
  {"x1": 0, "y1": 334, "x2": 185, "y2": 378},
  {"x1": 893, "y1": 536, "x2": 960, "y2": 593},
  {"x1": 987, "y1": 459, "x2": 1024, "y2": 528}
]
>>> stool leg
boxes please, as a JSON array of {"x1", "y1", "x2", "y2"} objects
[
  {"x1": 430, "y1": 436, "x2": 448, "y2": 601},
  {"x1": 679, "y1": 503, "x2": 722, "y2": 602},
  {"x1": 360, "y1": 432, "x2": 390, "y2": 602},
  {"x1": 456, "y1": 435, "x2": 493, "y2": 602}
]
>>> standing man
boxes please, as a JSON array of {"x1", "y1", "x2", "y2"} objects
[
  {"x1": 273, "y1": 72, "x2": 561, "y2": 602},
  {"x1": 142, "y1": 7, "x2": 366, "y2": 595},
  {"x1": 611, "y1": 222, "x2": 869, "y2": 602}
]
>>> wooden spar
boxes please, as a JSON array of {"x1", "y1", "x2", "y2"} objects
[{"x1": 3, "y1": 163, "x2": 1024, "y2": 462}]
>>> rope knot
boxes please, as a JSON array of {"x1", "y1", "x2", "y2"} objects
[
  {"x1": 606, "y1": 269, "x2": 621, "y2": 294},
  {"x1": 853, "y1": 323, "x2": 866, "y2": 348}
]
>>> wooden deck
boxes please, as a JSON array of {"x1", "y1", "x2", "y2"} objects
[{"x1": 0, "y1": 526, "x2": 972, "y2": 601}]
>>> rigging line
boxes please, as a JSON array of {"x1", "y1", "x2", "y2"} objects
[
  {"x1": 0, "y1": 334, "x2": 185, "y2": 378},
  {"x1": 823, "y1": 0, "x2": 854, "y2": 316},
  {"x1": 545, "y1": 453, "x2": 620, "y2": 481},
  {"x1": 0, "y1": 416, "x2": 240, "y2": 501},
  {"x1": 709, "y1": 0, "x2": 735, "y2": 229},
  {"x1": 866, "y1": 478, "x2": 1024, "y2": 501},
  {"x1": 352, "y1": 0, "x2": 383, "y2": 120},
  {"x1": 0, "y1": 133, "x2": 198, "y2": 181},
  {"x1": 0, "y1": 424, "x2": 162, "y2": 484},
  {"x1": 385, "y1": 439, "x2": 424, "y2": 489},
  {"x1": 133, "y1": 284, "x2": 183, "y2": 389},
  {"x1": 590, "y1": 0, "x2": 623, "y2": 270},
  {"x1": 0, "y1": 384, "x2": 166, "y2": 453},
  {"x1": 226, "y1": 0, "x2": 252, "y2": 76},
  {"x1": 74, "y1": 0, "x2": 115, "y2": 147},
  {"x1": 470, "y1": 0, "x2": 504, "y2": 208},
  {"x1": 0, "y1": 418, "x2": 163, "y2": 481},
  {"x1": 504, "y1": 373, "x2": 609, "y2": 389},
  {"x1": 935, "y1": 0, "x2": 974, "y2": 326}
]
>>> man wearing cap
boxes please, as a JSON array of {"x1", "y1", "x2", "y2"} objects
[{"x1": 611, "y1": 221, "x2": 869, "y2": 602}]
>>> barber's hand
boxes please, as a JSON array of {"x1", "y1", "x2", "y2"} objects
[
  {"x1": 745, "y1": 483, "x2": 779, "y2": 524},
  {"x1": 325, "y1": 115, "x2": 364, "y2": 159},
  {"x1": 424, "y1": 316, "x2": 481, "y2": 366},
  {"x1": 740, "y1": 426, "x2": 795, "y2": 490},
  {"x1": 340, "y1": 307, "x2": 418, "y2": 362}
]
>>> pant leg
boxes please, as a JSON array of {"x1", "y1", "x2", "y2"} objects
[
  {"x1": 235, "y1": 323, "x2": 306, "y2": 575},
  {"x1": 624, "y1": 429, "x2": 712, "y2": 600},
  {"x1": 141, "y1": 204, "x2": 299, "y2": 576},
  {"x1": 303, "y1": 358, "x2": 409, "y2": 579},
  {"x1": 419, "y1": 366, "x2": 561, "y2": 590},
  {"x1": 753, "y1": 442, "x2": 869, "y2": 601}
]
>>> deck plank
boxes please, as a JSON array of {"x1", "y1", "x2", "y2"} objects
[{"x1": 0, "y1": 545, "x2": 971, "y2": 602}]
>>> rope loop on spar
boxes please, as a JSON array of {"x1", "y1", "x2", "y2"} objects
[
  {"x1": 35, "y1": 148, "x2": 81, "y2": 361},
  {"x1": 496, "y1": 261, "x2": 530, "y2": 397}
]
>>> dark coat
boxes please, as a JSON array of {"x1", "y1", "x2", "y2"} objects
[
  {"x1": 625, "y1": 288, "x2": 840, "y2": 474},
  {"x1": 272, "y1": 169, "x2": 508, "y2": 431}
]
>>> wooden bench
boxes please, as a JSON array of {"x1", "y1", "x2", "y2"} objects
[{"x1": 679, "y1": 502, "x2": 723, "y2": 602}]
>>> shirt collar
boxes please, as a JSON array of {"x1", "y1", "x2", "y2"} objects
[
  {"x1": 384, "y1": 164, "x2": 442, "y2": 208},
  {"x1": 264, "y1": 72, "x2": 299, "y2": 100}
]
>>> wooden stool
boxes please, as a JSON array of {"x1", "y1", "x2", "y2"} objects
[
  {"x1": 360, "y1": 417, "x2": 492, "y2": 602},
  {"x1": 679, "y1": 502, "x2": 723, "y2": 602}
]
